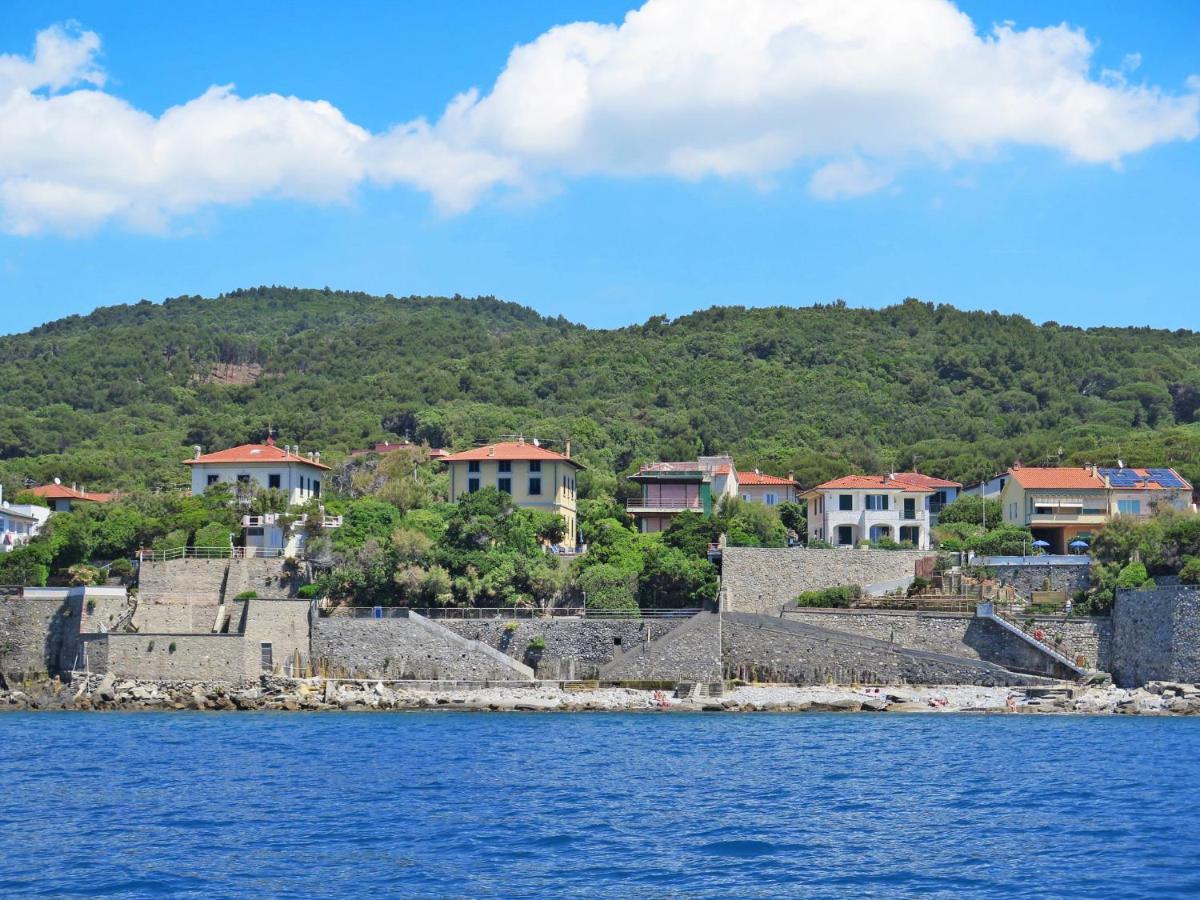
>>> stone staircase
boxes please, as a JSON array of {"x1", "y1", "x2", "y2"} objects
[
  {"x1": 976, "y1": 602, "x2": 1091, "y2": 681},
  {"x1": 406, "y1": 611, "x2": 536, "y2": 681}
]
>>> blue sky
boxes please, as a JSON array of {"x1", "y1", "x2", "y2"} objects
[{"x1": 1, "y1": 1, "x2": 1198, "y2": 334}]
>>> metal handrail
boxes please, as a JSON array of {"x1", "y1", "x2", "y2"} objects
[
  {"x1": 319, "y1": 606, "x2": 700, "y2": 620},
  {"x1": 138, "y1": 546, "x2": 290, "y2": 562},
  {"x1": 0, "y1": 585, "x2": 23, "y2": 599}
]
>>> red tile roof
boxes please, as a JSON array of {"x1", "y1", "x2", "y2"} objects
[
  {"x1": 1008, "y1": 467, "x2": 1104, "y2": 490},
  {"x1": 888, "y1": 472, "x2": 962, "y2": 490},
  {"x1": 30, "y1": 484, "x2": 116, "y2": 503},
  {"x1": 443, "y1": 442, "x2": 582, "y2": 466},
  {"x1": 1009, "y1": 466, "x2": 1192, "y2": 491},
  {"x1": 183, "y1": 443, "x2": 331, "y2": 470},
  {"x1": 813, "y1": 475, "x2": 935, "y2": 493},
  {"x1": 739, "y1": 471, "x2": 797, "y2": 486}
]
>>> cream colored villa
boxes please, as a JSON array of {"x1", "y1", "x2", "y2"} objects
[{"x1": 444, "y1": 440, "x2": 583, "y2": 547}]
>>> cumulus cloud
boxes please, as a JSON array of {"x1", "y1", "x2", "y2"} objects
[{"x1": 1, "y1": 3, "x2": 1198, "y2": 235}]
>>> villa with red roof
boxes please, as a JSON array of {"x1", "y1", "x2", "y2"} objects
[
  {"x1": 443, "y1": 439, "x2": 583, "y2": 547},
  {"x1": 30, "y1": 482, "x2": 118, "y2": 513},
  {"x1": 184, "y1": 439, "x2": 336, "y2": 555},
  {"x1": 999, "y1": 464, "x2": 1194, "y2": 554},
  {"x1": 738, "y1": 470, "x2": 799, "y2": 507},
  {"x1": 802, "y1": 472, "x2": 962, "y2": 549}
]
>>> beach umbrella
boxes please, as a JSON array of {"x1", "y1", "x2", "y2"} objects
[
  {"x1": 1032, "y1": 540, "x2": 1050, "y2": 553},
  {"x1": 1069, "y1": 539, "x2": 1089, "y2": 549}
]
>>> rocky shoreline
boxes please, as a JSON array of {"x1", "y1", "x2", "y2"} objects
[{"x1": 3, "y1": 674, "x2": 1200, "y2": 715}]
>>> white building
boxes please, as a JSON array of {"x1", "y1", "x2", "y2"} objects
[
  {"x1": 802, "y1": 472, "x2": 962, "y2": 550},
  {"x1": 184, "y1": 440, "x2": 336, "y2": 555},
  {"x1": 961, "y1": 473, "x2": 1010, "y2": 500},
  {"x1": 1, "y1": 485, "x2": 50, "y2": 553}
]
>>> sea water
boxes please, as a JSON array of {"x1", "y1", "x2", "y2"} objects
[{"x1": 1, "y1": 712, "x2": 1198, "y2": 898}]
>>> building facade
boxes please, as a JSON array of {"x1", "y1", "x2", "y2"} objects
[
  {"x1": 444, "y1": 440, "x2": 583, "y2": 546},
  {"x1": 0, "y1": 488, "x2": 50, "y2": 553},
  {"x1": 627, "y1": 455, "x2": 739, "y2": 533},
  {"x1": 738, "y1": 470, "x2": 799, "y2": 506},
  {"x1": 999, "y1": 465, "x2": 1195, "y2": 554},
  {"x1": 803, "y1": 472, "x2": 961, "y2": 550},
  {"x1": 29, "y1": 482, "x2": 116, "y2": 513},
  {"x1": 184, "y1": 440, "x2": 334, "y2": 555}
]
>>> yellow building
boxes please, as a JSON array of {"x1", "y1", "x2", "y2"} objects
[{"x1": 443, "y1": 440, "x2": 583, "y2": 547}]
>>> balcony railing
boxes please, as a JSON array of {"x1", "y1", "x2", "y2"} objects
[
  {"x1": 626, "y1": 498, "x2": 703, "y2": 511},
  {"x1": 241, "y1": 514, "x2": 343, "y2": 529}
]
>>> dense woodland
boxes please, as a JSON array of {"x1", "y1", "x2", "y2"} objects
[
  {"x1": 3, "y1": 287, "x2": 1200, "y2": 495},
  {"x1": 2, "y1": 287, "x2": 1199, "y2": 607}
]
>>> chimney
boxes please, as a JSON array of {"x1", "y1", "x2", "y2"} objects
[
  {"x1": 314, "y1": 452, "x2": 321, "y2": 464},
  {"x1": 487, "y1": 446, "x2": 495, "y2": 458},
  {"x1": 193, "y1": 445, "x2": 202, "y2": 460},
  {"x1": 565, "y1": 440, "x2": 572, "y2": 458},
  {"x1": 307, "y1": 452, "x2": 314, "y2": 461},
  {"x1": 1091, "y1": 464, "x2": 1099, "y2": 478},
  {"x1": 266, "y1": 434, "x2": 275, "y2": 447},
  {"x1": 788, "y1": 471, "x2": 795, "y2": 483}
]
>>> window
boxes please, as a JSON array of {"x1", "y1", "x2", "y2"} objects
[
  {"x1": 865, "y1": 494, "x2": 889, "y2": 511},
  {"x1": 529, "y1": 477, "x2": 542, "y2": 495},
  {"x1": 839, "y1": 494, "x2": 853, "y2": 511},
  {"x1": 1082, "y1": 507, "x2": 1104, "y2": 515},
  {"x1": 237, "y1": 475, "x2": 251, "y2": 484},
  {"x1": 903, "y1": 498, "x2": 916, "y2": 519},
  {"x1": 1118, "y1": 499, "x2": 1142, "y2": 515},
  {"x1": 499, "y1": 460, "x2": 511, "y2": 473},
  {"x1": 268, "y1": 474, "x2": 281, "y2": 489},
  {"x1": 765, "y1": 493, "x2": 778, "y2": 506},
  {"x1": 529, "y1": 460, "x2": 541, "y2": 473},
  {"x1": 260, "y1": 642, "x2": 273, "y2": 672},
  {"x1": 498, "y1": 477, "x2": 512, "y2": 494},
  {"x1": 1009, "y1": 503, "x2": 1017, "y2": 520},
  {"x1": 206, "y1": 474, "x2": 219, "y2": 486},
  {"x1": 468, "y1": 477, "x2": 480, "y2": 493},
  {"x1": 1035, "y1": 506, "x2": 1053, "y2": 515},
  {"x1": 312, "y1": 480, "x2": 320, "y2": 498},
  {"x1": 837, "y1": 525, "x2": 854, "y2": 545},
  {"x1": 468, "y1": 461, "x2": 480, "y2": 473}
]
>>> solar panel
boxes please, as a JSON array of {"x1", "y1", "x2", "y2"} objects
[{"x1": 1147, "y1": 468, "x2": 1184, "y2": 488}]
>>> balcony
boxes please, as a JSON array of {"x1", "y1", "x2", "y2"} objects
[
  {"x1": 241, "y1": 513, "x2": 343, "y2": 529},
  {"x1": 1027, "y1": 512, "x2": 1107, "y2": 526},
  {"x1": 625, "y1": 498, "x2": 703, "y2": 514}
]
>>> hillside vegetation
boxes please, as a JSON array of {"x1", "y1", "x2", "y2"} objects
[{"x1": 3, "y1": 287, "x2": 1200, "y2": 495}]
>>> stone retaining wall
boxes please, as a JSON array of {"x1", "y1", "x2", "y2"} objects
[
  {"x1": 138, "y1": 557, "x2": 303, "y2": 603},
  {"x1": 989, "y1": 563, "x2": 1091, "y2": 601},
  {"x1": 105, "y1": 633, "x2": 247, "y2": 681},
  {"x1": 721, "y1": 548, "x2": 933, "y2": 615},
  {"x1": 441, "y1": 619, "x2": 675, "y2": 679},
  {"x1": 1112, "y1": 587, "x2": 1200, "y2": 687}
]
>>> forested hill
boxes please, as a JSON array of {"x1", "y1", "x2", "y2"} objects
[{"x1": 3, "y1": 286, "x2": 1200, "y2": 495}]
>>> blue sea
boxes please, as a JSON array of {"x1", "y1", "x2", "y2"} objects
[{"x1": 2, "y1": 712, "x2": 1198, "y2": 898}]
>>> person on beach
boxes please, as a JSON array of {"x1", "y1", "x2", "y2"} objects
[{"x1": 1064, "y1": 597, "x2": 1073, "y2": 617}]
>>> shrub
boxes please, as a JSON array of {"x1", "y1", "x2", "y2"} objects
[
  {"x1": 905, "y1": 576, "x2": 930, "y2": 597},
  {"x1": 793, "y1": 585, "x2": 861, "y2": 608},
  {"x1": 193, "y1": 522, "x2": 232, "y2": 557},
  {"x1": 578, "y1": 563, "x2": 639, "y2": 613},
  {"x1": 806, "y1": 540, "x2": 834, "y2": 549},
  {"x1": 528, "y1": 634, "x2": 546, "y2": 651},
  {"x1": 296, "y1": 584, "x2": 322, "y2": 600},
  {"x1": 1115, "y1": 561, "x2": 1150, "y2": 590},
  {"x1": 233, "y1": 590, "x2": 258, "y2": 601},
  {"x1": 107, "y1": 558, "x2": 133, "y2": 580},
  {"x1": 153, "y1": 529, "x2": 189, "y2": 554},
  {"x1": 503, "y1": 620, "x2": 519, "y2": 633},
  {"x1": 1180, "y1": 556, "x2": 1200, "y2": 585}
]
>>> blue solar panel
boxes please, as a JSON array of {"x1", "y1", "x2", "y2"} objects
[{"x1": 1148, "y1": 468, "x2": 1185, "y2": 488}]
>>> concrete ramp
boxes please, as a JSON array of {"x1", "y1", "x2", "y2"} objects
[{"x1": 723, "y1": 612, "x2": 1048, "y2": 687}]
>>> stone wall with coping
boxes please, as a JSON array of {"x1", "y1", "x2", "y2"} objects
[
  {"x1": 137, "y1": 557, "x2": 303, "y2": 603},
  {"x1": 104, "y1": 633, "x2": 247, "y2": 681},
  {"x1": 134, "y1": 600, "x2": 248, "y2": 634},
  {"x1": 1111, "y1": 587, "x2": 1200, "y2": 687},
  {"x1": 441, "y1": 619, "x2": 676, "y2": 680},
  {"x1": 1, "y1": 587, "x2": 132, "y2": 677},
  {"x1": 722, "y1": 612, "x2": 1044, "y2": 686},
  {"x1": 311, "y1": 616, "x2": 534, "y2": 681},
  {"x1": 721, "y1": 548, "x2": 933, "y2": 615}
]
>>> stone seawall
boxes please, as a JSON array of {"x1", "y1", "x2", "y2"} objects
[
  {"x1": 312, "y1": 616, "x2": 534, "y2": 681},
  {"x1": 722, "y1": 613, "x2": 1043, "y2": 687},
  {"x1": 441, "y1": 619, "x2": 675, "y2": 679},
  {"x1": 1, "y1": 588, "x2": 130, "y2": 677},
  {"x1": 721, "y1": 548, "x2": 932, "y2": 615},
  {"x1": 598, "y1": 613, "x2": 722, "y2": 683},
  {"x1": 783, "y1": 608, "x2": 1112, "y2": 673},
  {"x1": 105, "y1": 633, "x2": 247, "y2": 681},
  {"x1": 1112, "y1": 587, "x2": 1200, "y2": 688}
]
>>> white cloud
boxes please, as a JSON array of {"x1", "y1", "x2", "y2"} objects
[{"x1": 1, "y1": 2, "x2": 1198, "y2": 235}]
